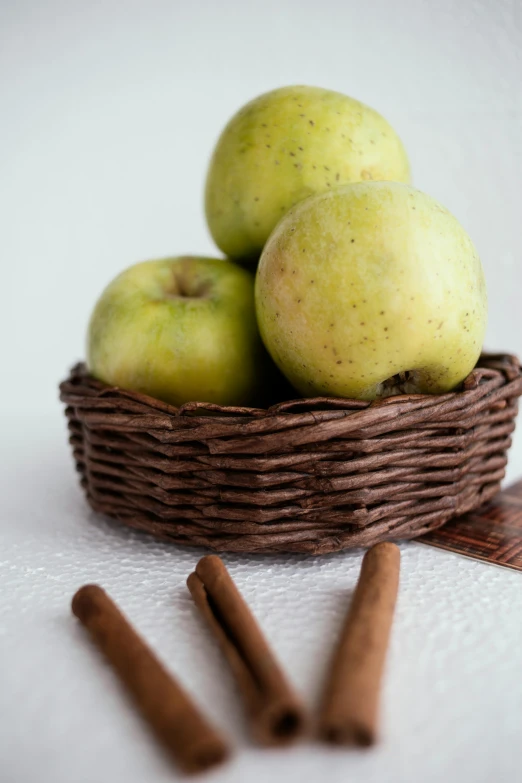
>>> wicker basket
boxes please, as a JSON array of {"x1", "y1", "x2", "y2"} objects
[{"x1": 60, "y1": 354, "x2": 522, "y2": 555}]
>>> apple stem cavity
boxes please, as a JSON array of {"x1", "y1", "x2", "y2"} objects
[
  {"x1": 376, "y1": 370, "x2": 424, "y2": 397},
  {"x1": 165, "y1": 271, "x2": 212, "y2": 300}
]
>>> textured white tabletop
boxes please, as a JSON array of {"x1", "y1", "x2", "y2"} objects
[
  {"x1": 2, "y1": 1, "x2": 522, "y2": 780},
  {"x1": 1, "y1": 410, "x2": 522, "y2": 783}
]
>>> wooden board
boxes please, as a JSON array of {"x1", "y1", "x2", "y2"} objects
[{"x1": 421, "y1": 479, "x2": 522, "y2": 571}]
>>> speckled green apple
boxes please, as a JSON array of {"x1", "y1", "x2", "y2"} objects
[
  {"x1": 205, "y1": 85, "x2": 410, "y2": 260},
  {"x1": 255, "y1": 182, "x2": 487, "y2": 400},
  {"x1": 87, "y1": 256, "x2": 267, "y2": 406}
]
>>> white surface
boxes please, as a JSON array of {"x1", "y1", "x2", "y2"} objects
[
  {"x1": 2, "y1": 413, "x2": 522, "y2": 783},
  {"x1": 1, "y1": 1, "x2": 522, "y2": 781}
]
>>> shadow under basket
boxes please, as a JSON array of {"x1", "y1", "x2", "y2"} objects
[{"x1": 60, "y1": 354, "x2": 522, "y2": 555}]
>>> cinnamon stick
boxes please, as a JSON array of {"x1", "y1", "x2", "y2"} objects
[
  {"x1": 72, "y1": 584, "x2": 230, "y2": 774},
  {"x1": 318, "y1": 542, "x2": 400, "y2": 746},
  {"x1": 187, "y1": 555, "x2": 306, "y2": 746}
]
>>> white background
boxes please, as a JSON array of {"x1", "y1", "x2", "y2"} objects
[{"x1": 1, "y1": 1, "x2": 522, "y2": 781}]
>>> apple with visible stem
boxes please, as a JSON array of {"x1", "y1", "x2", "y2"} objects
[
  {"x1": 255, "y1": 181, "x2": 487, "y2": 400},
  {"x1": 87, "y1": 256, "x2": 271, "y2": 407},
  {"x1": 205, "y1": 85, "x2": 410, "y2": 260}
]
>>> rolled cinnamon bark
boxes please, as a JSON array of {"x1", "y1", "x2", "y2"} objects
[
  {"x1": 187, "y1": 555, "x2": 306, "y2": 746},
  {"x1": 318, "y1": 542, "x2": 400, "y2": 746},
  {"x1": 72, "y1": 584, "x2": 230, "y2": 774}
]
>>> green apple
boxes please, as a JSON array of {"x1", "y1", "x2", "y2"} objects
[
  {"x1": 205, "y1": 85, "x2": 410, "y2": 260},
  {"x1": 87, "y1": 256, "x2": 268, "y2": 407},
  {"x1": 255, "y1": 182, "x2": 487, "y2": 400}
]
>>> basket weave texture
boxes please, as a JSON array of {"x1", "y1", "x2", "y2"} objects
[{"x1": 60, "y1": 354, "x2": 522, "y2": 555}]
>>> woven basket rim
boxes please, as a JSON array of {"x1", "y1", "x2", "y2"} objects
[{"x1": 62, "y1": 353, "x2": 522, "y2": 420}]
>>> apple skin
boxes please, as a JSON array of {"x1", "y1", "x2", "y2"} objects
[
  {"x1": 205, "y1": 85, "x2": 410, "y2": 260},
  {"x1": 255, "y1": 182, "x2": 488, "y2": 400},
  {"x1": 87, "y1": 256, "x2": 269, "y2": 407}
]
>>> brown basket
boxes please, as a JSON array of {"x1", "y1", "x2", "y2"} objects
[{"x1": 60, "y1": 354, "x2": 522, "y2": 555}]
